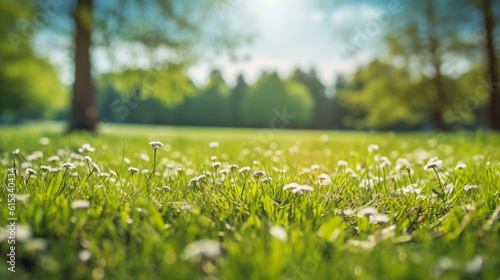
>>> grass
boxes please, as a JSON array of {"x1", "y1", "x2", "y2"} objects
[{"x1": 1, "y1": 123, "x2": 500, "y2": 279}]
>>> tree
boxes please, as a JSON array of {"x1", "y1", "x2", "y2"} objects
[
  {"x1": 241, "y1": 72, "x2": 313, "y2": 128},
  {"x1": 28, "y1": 0, "x2": 251, "y2": 131},
  {"x1": 231, "y1": 74, "x2": 248, "y2": 127},
  {"x1": 479, "y1": 0, "x2": 500, "y2": 130},
  {"x1": 0, "y1": 0, "x2": 67, "y2": 120},
  {"x1": 384, "y1": 0, "x2": 477, "y2": 130},
  {"x1": 291, "y1": 68, "x2": 331, "y2": 129}
]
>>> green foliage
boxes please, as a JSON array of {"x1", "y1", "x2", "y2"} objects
[
  {"x1": 241, "y1": 72, "x2": 314, "y2": 127},
  {"x1": 0, "y1": 0, "x2": 67, "y2": 119}
]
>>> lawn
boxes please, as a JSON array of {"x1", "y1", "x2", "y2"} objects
[{"x1": 1, "y1": 123, "x2": 500, "y2": 279}]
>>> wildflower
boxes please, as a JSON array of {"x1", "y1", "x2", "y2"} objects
[
  {"x1": 26, "y1": 168, "x2": 37, "y2": 175},
  {"x1": 464, "y1": 185, "x2": 479, "y2": 191},
  {"x1": 212, "y1": 162, "x2": 221, "y2": 171},
  {"x1": 210, "y1": 156, "x2": 217, "y2": 161},
  {"x1": 473, "y1": 155, "x2": 485, "y2": 162},
  {"x1": 454, "y1": 163, "x2": 467, "y2": 170},
  {"x1": 395, "y1": 158, "x2": 411, "y2": 170},
  {"x1": 48, "y1": 156, "x2": 60, "y2": 162},
  {"x1": 62, "y1": 163, "x2": 77, "y2": 169},
  {"x1": 270, "y1": 226, "x2": 288, "y2": 241},
  {"x1": 71, "y1": 200, "x2": 90, "y2": 209},
  {"x1": 124, "y1": 158, "x2": 131, "y2": 164},
  {"x1": 424, "y1": 157, "x2": 443, "y2": 170},
  {"x1": 140, "y1": 153, "x2": 150, "y2": 161},
  {"x1": 128, "y1": 167, "x2": 139, "y2": 174},
  {"x1": 337, "y1": 160, "x2": 348, "y2": 167},
  {"x1": 253, "y1": 160, "x2": 260, "y2": 165},
  {"x1": 317, "y1": 174, "x2": 332, "y2": 186},
  {"x1": 358, "y1": 207, "x2": 378, "y2": 218},
  {"x1": 239, "y1": 166, "x2": 250, "y2": 174},
  {"x1": 182, "y1": 239, "x2": 221, "y2": 261},
  {"x1": 176, "y1": 166, "x2": 185, "y2": 173},
  {"x1": 229, "y1": 164, "x2": 239, "y2": 171},
  {"x1": 98, "y1": 172, "x2": 109, "y2": 178},
  {"x1": 49, "y1": 167, "x2": 62, "y2": 173},
  {"x1": 85, "y1": 156, "x2": 92, "y2": 163},
  {"x1": 370, "y1": 214, "x2": 390, "y2": 224},
  {"x1": 219, "y1": 168, "x2": 229, "y2": 174},
  {"x1": 368, "y1": 144, "x2": 379, "y2": 153},
  {"x1": 16, "y1": 194, "x2": 30, "y2": 203},
  {"x1": 78, "y1": 144, "x2": 95, "y2": 153},
  {"x1": 252, "y1": 170, "x2": 266, "y2": 180},
  {"x1": 39, "y1": 137, "x2": 50, "y2": 146},
  {"x1": 12, "y1": 149, "x2": 20, "y2": 155},
  {"x1": 338, "y1": 209, "x2": 355, "y2": 216},
  {"x1": 320, "y1": 134, "x2": 329, "y2": 143},
  {"x1": 208, "y1": 142, "x2": 219, "y2": 149},
  {"x1": 110, "y1": 170, "x2": 117, "y2": 177},
  {"x1": 91, "y1": 163, "x2": 100, "y2": 173},
  {"x1": 292, "y1": 185, "x2": 314, "y2": 194},
  {"x1": 261, "y1": 177, "x2": 272, "y2": 183},
  {"x1": 78, "y1": 249, "x2": 92, "y2": 262},
  {"x1": 311, "y1": 165, "x2": 320, "y2": 171},
  {"x1": 283, "y1": 183, "x2": 299, "y2": 190},
  {"x1": 149, "y1": 141, "x2": 164, "y2": 149}
]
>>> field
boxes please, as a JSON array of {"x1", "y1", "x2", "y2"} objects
[{"x1": 1, "y1": 123, "x2": 500, "y2": 279}]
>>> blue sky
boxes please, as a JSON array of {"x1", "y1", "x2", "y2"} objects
[{"x1": 34, "y1": 0, "x2": 394, "y2": 86}]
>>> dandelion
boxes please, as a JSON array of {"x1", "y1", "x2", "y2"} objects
[
  {"x1": 110, "y1": 170, "x2": 117, "y2": 177},
  {"x1": 149, "y1": 141, "x2": 164, "y2": 150},
  {"x1": 128, "y1": 167, "x2": 139, "y2": 175},
  {"x1": 368, "y1": 144, "x2": 379, "y2": 153},
  {"x1": 269, "y1": 226, "x2": 288, "y2": 241},
  {"x1": 208, "y1": 142, "x2": 219, "y2": 149},
  {"x1": 84, "y1": 156, "x2": 92, "y2": 163},
  {"x1": 396, "y1": 158, "x2": 411, "y2": 170},
  {"x1": 78, "y1": 144, "x2": 95, "y2": 153},
  {"x1": 71, "y1": 200, "x2": 90, "y2": 209},
  {"x1": 239, "y1": 166, "x2": 250, "y2": 174},
  {"x1": 39, "y1": 137, "x2": 50, "y2": 146},
  {"x1": 90, "y1": 163, "x2": 100, "y2": 173}
]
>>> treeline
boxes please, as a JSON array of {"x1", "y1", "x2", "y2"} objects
[{"x1": 97, "y1": 69, "x2": 351, "y2": 129}]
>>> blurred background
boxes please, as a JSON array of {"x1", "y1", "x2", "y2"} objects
[{"x1": 1, "y1": 0, "x2": 499, "y2": 131}]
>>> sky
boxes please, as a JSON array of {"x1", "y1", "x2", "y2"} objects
[
  {"x1": 188, "y1": 0, "x2": 387, "y2": 86},
  {"x1": 34, "y1": 0, "x2": 393, "y2": 87}
]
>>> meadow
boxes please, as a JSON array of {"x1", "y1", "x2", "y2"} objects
[{"x1": 1, "y1": 123, "x2": 500, "y2": 279}]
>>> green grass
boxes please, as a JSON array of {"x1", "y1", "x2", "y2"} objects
[{"x1": 1, "y1": 123, "x2": 500, "y2": 279}]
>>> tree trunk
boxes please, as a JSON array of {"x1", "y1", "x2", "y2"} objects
[
  {"x1": 482, "y1": 0, "x2": 500, "y2": 131},
  {"x1": 69, "y1": 0, "x2": 97, "y2": 132}
]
